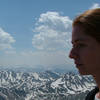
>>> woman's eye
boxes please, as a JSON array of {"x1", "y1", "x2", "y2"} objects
[
  {"x1": 78, "y1": 44, "x2": 84, "y2": 46},
  {"x1": 73, "y1": 44, "x2": 86, "y2": 48}
]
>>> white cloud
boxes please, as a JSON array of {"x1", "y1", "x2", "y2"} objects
[
  {"x1": 90, "y1": 3, "x2": 100, "y2": 9},
  {"x1": 0, "y1": 28, "x2": 15, "y2": 50},
  {"x1": 32, "y1": 11, "x2": 72, "y2": 51}
]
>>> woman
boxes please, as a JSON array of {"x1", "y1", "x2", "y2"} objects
[{"x1": 69, "y1": 8, "x2": 100, "y2": 100}]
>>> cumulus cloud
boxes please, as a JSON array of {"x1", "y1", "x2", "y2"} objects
[
  {"x1": 90, "y1": 3, "x2": 100, "y2": 9},
  {"x1": 32, "y1": 11, "x2": 72, "y2": 51},
  {"x1": 0, "y1": 28, "x2": 15, "y2": 50}
]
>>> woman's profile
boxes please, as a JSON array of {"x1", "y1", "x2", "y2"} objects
[{"x1": 69, "y1": 8, "x2": 100, "y2": 100}]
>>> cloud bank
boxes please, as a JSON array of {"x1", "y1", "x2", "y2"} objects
[{"x1": 0, "y1": 12, "x2": 73, "y2": 69}]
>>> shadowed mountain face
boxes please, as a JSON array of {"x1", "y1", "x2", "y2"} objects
[{"x1": 0, "y1": 70, "x2": 96, "y2": 100}]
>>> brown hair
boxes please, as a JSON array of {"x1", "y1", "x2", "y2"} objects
[{"x1": 73, "y1": 8, "x2": 100, "y2": 42}]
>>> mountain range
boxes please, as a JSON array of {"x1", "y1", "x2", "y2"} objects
[{"x1": 0, "y1": 69, "x2": 96, "y2": 100}]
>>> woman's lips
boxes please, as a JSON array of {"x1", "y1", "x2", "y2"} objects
[
  {"x1": 76, "y1": 64, "x2": 84, "y2": 69},
  {"x1": 75, "y1": 62, "x2": 83, "y2": 67},
  {"x1": 76, "y1": 64, "x2": 83, "y2": 66}
]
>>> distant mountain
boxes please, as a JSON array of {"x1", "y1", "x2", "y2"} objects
[
  {"x1": 0, "y1": 64, "x2": 76, "y2": 73},
  {"x1": 0, "y1": 70, "x2": 96, "y2": 100},
  {"x1": 0, "y1": 65, "x2": 46, "y2": 72}
]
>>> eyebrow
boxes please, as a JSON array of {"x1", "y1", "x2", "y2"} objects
[{"x1": 71, "y1": 38, "x2": 87, "y2": 44}]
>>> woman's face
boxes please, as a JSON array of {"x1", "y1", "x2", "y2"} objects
[{"x1": 69, "y1": 25, "x2": 100, "y2": 75}]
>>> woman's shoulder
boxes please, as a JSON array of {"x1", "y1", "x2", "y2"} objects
[{"x1": 85, "y1": 87, "x2": 99, "y2": 100}]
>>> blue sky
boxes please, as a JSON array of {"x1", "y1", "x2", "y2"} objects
[{"x1": 0, "y1": 0, "x2": 100, "y2": 70}]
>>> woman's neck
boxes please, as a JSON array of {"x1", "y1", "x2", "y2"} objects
[
  {"x1": 93, "y1": 73, "x2": 100, "y2": 98},
  {"x1": 93, "y1": 73, "x2": 100, "y2": 87}
]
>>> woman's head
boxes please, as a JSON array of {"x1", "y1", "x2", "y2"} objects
[
  {"x1": 73, "y1": 8, "x2": 100, "y2": 43},
  {"x1": 69, "y1": 8, "x2": 100, "y2": 75}
]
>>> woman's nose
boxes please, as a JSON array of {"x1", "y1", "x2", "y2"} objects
[{"x1": 69, "y1": 48, "x2": 78, "y2": 59}]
